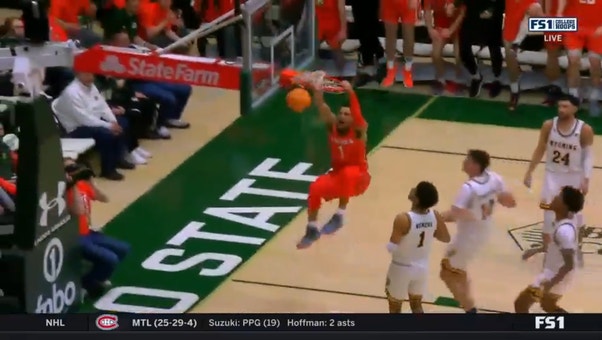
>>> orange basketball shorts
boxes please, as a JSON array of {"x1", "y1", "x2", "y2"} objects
[
  {"x1": 317, "y1": 21, "x2": 343, "y2": 49},
  {"x1": 380, "y1": 0, "x2": 417, "y2": 24},
  {"x1": 502, "y1": 0, "x2": 538, "y2": 43},
  {"x1": 307, "y1": 166, "x2": 371, "y2": 210},
  {"x1": 564, "y1": 28, "x2": 602, "y2": 54}
]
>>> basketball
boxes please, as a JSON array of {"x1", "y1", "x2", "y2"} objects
[{"x1": 286, "y1": 87, "x2": 311, "y2": 113}]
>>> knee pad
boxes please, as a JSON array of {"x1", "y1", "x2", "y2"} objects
[{"x1": 542, "y1": 210, "x2": 555, "y2": 235}]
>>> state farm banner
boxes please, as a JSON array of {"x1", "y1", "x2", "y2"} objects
[{"x1": 74, "y1": 45, "x2": 272, "y2": 90}]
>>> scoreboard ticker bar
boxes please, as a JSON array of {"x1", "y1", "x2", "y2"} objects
[{"x1": 0, "y1": 314, "x2": 599, "y2": 332}]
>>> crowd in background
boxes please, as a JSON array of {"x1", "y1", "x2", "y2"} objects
[
  {"x1": 322, "y1": 0, "x2": 602, "y2": 115},
  {"x1": 0, "y1": 0, "x2": 247, "y2": 302}
]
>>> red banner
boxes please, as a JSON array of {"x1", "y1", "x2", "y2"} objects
[{"x1": 74, "y1": 45, "x2": 271, "y2": 90}]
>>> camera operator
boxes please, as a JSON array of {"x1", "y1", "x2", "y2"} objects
[{"x1": 64, "y1": 159, "x2": 131, "y2": 298}]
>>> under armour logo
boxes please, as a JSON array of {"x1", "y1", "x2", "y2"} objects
[{"x1": 39, "y1": 181, "x2": 67, "y2": 227}]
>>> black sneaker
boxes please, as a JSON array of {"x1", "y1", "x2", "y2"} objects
[
  {"x1": 101, "y1": 171, "x2": 125, "y2": 181},
  {"x1": 431, "y1": 81, "x2": 445, "y2": 95},
  {"x1": 468, "y1": 76, "x2": 483, "y2": 97},
  {"x1": 117, "y1": 160, "x2": 135, "y2": 170},
  {"x1": 489, "y1": 80, "x2": 502, "y2": 98},
  {"x1": 542, "y1": 85, "x2": 562, "y2": 106},
  {"x1": 353, "y1": 72, "x2": 373, "y2": 87},
  {"x1": 509, "y1": 92, "x2": 520, "y2": 111}
]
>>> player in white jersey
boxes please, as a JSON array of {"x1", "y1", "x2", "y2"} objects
[
  {"x1": 440, "y1": 150, "x2": 516, "y2": 313},
  {"x1": 522, "y1": 94, "x2": 594, "y2": 260},
  {"x1": 386, "y1": 181, "x2": 450, "y2": 313},
  {"x1": 514, "y1": 186, "x2": 584, "y2": 313}
]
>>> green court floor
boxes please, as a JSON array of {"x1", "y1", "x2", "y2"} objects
[{"x1": 83, "y1": 91, "x2": 602, "y2": 312}]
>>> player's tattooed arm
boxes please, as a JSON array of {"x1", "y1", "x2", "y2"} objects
[
  {"x1": 433, "y1": 211, "x2": 451, "y2": 243},
  {"x1": 311, "y1": 84, "x2": 336, "y2": 125}
]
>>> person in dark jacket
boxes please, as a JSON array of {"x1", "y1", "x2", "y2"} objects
[{"x1": 452, "y1": 0, "x2": 504, "y2": 98}]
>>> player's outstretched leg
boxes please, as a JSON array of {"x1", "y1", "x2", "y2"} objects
[
  {"x1": 321, "y1": 197, "x2": 348, "y2": 235},
  {"x1": 297, "y1": 174, "x2": 333, "y2": 249}
]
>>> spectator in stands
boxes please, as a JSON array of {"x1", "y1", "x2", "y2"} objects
[
  {"x1": 130, "y1": 80, "x2": 192, "y2": 134},
  {"x1": 109, "y1": 31, "x2": 189, "y2": 139},
  {"x1": 64, "y1": 159, "x2": 130, "y2": 298},
  {"x1": 54, "y1": 72, "x2": 136, "y2": 181},
  {"x1": 348, "y1": 0, "x2": 385, "y2": 86},
  {"x1": 380, "y1": 0, "x2": 417, "y2": 88},
  {"x1": 195, "y1": 0, "x2": 242, "y2": 58},
  {"x1": 96, "y1": 74, "x2": 154, "y2": 162},
  {"x1": 0, "y1": 17, "x2": 24, "y2": 39},
  {"x1": 101, "y1": 0, "x2": 157, "y2": 49},
  {"x1": 424, "y1": 0, "x2": 465, "y2": 95},
  {"x1": 49, "y1": 0, "x2": 101, "y2": 48},
  {"x1": 139, "y1": 0, "x2": 191, "y2": 52},
  {"x1": 453, "y1": 0, "x2": 504, "y2": 98}
]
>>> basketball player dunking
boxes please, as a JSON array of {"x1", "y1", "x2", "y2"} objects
[
  {"x1": 514, "y1": 186, "x2": 584, "y2": 313},
  {"x1": 440, "y1": 150, "x2": 516, "y2": 313},
  {"x1": 385, "y1": 181, "x2": 450, "y2": 313},
  {"x1": 522, "y1": 94, "x2": 594, "y2": 261},
  {"x1": 297, "y1": 79, "x2": 371, "y2": 249}
]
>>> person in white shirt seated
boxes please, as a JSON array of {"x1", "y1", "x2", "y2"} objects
[{"x1": 54, "y1": 72, "x2": 136, "y2": 181}]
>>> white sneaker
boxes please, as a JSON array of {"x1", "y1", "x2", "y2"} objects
[
  {"x1": 157, "y1": 126, "x2": 171, "y2": 138},
  {"x1": 128, "y1": 151, "x2": 147, "y2": 165},
  {"x1": 134, "y1": 147, "x2": 152, "y2": 158}
]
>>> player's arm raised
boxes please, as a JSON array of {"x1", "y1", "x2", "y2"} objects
[
  {"x1": 442, "y1": 184, "x2": 475, "y2": 222},
  {"x1": 312, "y1": 82, "x2": 337, "y2": 125},
  {"x1": 387, "y1": 213, "x2": 411, "y2": 252},
  {"x1": 433, "y1": 210, "x2": 451, "y2": 243},
  {"x1": 524, "y1": 120, "x2": 553, "y2": 188},
  {"x1": 580, "y1": 123, "x2": 594, "y2": 195},
  {"x1": 341, "y1": 81, "x2": 368, "y2": 141}
]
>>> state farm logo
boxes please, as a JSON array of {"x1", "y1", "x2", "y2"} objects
[
  {"x1": 509, "y1": 222, "x2": 602, "y2": 255},
  {"x1": 100, "y1": 55, "x2": 126, "y2": 74},
  {"x1": 98, "y1": 55, "x2": 220, "y2": 86}
]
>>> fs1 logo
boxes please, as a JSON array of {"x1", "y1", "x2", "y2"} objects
[
  {"x1": 35, "y1": 238, "x2": 77, "y2": 313},
  {"x1": 535, "y1": 316, "x2": 565, "y2": 330},
  {"x1": 528, "y1": 17, "x2": 578, "y2": 32},
  {"x1": 96, "y1": 314, "x2": 119, "y2": 331}
]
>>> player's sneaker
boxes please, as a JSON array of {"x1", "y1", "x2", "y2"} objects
[
  {"x1": 296, "y1": 226, "x2": 320, "y2": 249},
  {"x1": 468, "y1": 76, "x2": 483, "y2": 98},
  {"x1": 508, "y1": 92, "x2": 520, "y2": 111},
  {"x1": 381, "y1": 65, "x2": 397, "y2": 87},
  {"x1": 402, "y1": 68, "x2": 414, "y2": 88},
  {"x1": 321, "y1": 214, "x2": 343, "y2": 235},
  {"x1": 542, "y1": 85, "x2": 562, "y2": 106},
  {"x1": 431, "y1": 80, "x2": 445, "y2": 95}
]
